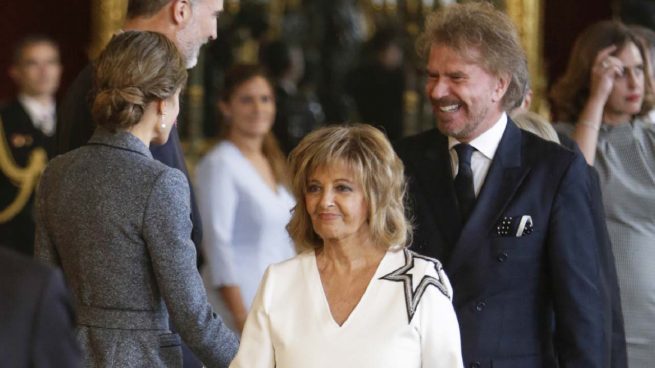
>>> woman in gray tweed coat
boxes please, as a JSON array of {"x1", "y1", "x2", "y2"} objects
[{"x1": 34, "y1": 31, "x2": 238, "y2": 367}]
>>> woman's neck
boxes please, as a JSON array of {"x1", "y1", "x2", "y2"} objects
[
  {"x1": 318, "y1": 234, "x2": 385, "y2": 272},
  {"x1": 602, "y1": 110, "x2": 633, "y2": 126},
  {"x1": 127, "y1": 119, "x2": 155, "y2": 146},
  {"x1": 228, "y1": 132, "x2": 264, "y2": 157}
]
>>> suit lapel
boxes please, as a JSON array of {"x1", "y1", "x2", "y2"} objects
[
  {"x1": 448, "y1": 121, "x2": 531, "y2": 274},
  {"x1": 411, "y1": 131, "x2": 462, "y2": 254}
]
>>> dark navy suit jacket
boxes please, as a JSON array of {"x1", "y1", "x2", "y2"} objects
[
  {"x1": 395, "y1": 120, "x2": 615, "y2": 368},
  {"x1": 0, "y1": 247, "x2": 80, "y2": 367}
]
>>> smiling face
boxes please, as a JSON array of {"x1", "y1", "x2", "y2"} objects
[
  {"x1": 221, "y1": 75, "x2": 276, "y2": 139},
  {"x1": 305, "y1": 161, "x2": 370, "y2": 245},
  {"x1": 425, "y1": 43, "x2": 508, "y2": 142},
  {"x1": 603, "y1": 41, "x2": 645, "y2": 124}
]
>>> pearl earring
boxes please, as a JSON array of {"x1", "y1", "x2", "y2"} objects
[
  {"x1": 161, "y1": 112, "x2": 167, "y2": 129},
  {"x1": 161, "y1": 123, "x2": 167, "y2": 129}
]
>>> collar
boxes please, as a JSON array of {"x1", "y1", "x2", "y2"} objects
[
  {"x1": 87, "y1": 127, "x2": 153, "y2": 159},
  {"x1": 18, "y1": 94, "x2": 56, "y2": 117},
  {"x1": 448, "y1": 112, "x2": 508, "y2": 160}
]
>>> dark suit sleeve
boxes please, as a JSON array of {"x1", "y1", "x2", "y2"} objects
[
  {"x1": 31, "y1": 268, "x2": 81, "y2": 368},
  {"x1": 560, "y1": 132, "x2": 627, "y2": 367},
  {"x1": 548, "y1": 153, "x2": 610, "y2": 367},
  {"x1": 588, "y1": 167, "x2": 628, "y2": 368},
  {"x1": 34, "y1": 166, "x2": 61, "y2": 267}
]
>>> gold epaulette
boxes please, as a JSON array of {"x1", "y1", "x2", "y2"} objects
[{"x1": 0, "y1": 116, "x2": 47, "y2": 223}]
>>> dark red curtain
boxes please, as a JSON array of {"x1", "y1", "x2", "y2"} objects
[
  {"x1": 0, "y1": 0, "x2": 91, "y2": 103},
  {"x1": 544, "y1": 0, "x2": 613, "y2": 97}
]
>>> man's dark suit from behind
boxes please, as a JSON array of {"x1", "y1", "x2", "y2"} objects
[{"x1": 0, "y1": 247, "x2": 80, "y2": 367}]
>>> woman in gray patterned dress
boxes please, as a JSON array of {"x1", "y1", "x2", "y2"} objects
[{"x1": 551, "y1": 21, "x2": 655, "y2": 367}]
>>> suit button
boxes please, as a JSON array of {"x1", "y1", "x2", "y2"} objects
[
  {"x1": 497, "y1": 252, "x2": 508, "y2": 262},
  {"x1": 475, "y1": 301, "x2": 486, "y2": 312},
  {"x1": 470, "y1": 362, "x2": 481, "y2": 368}
]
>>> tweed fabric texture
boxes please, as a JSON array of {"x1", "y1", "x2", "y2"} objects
[{"x1": 35, "y1": 128, "x2": 238, "y2": 368}]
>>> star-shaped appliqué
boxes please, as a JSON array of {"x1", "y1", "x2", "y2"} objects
[{"x1": 380, "y1": 249, "x2": 451, "y2": 323}]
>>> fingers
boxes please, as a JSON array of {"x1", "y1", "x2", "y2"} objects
[
  {"x1": 595, "y1": 45, "x2": 618, "y2": 64},
  {"x1": 593, "y1": 47, "x2": 623, "y2": 77},
  {"x1": 589, "y1": 45, "x2": 622, "y2": 100}
]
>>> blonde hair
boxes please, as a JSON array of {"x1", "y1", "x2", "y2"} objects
[
  {"x1": 416, "y1": 2, "x2": 528, "y2": 111},
  {"x1": 511, "y1": 111, "x2": 560, "y2": 143},
  {"x1": 91, "y1": 31, "x2": 187, "y2": 132},
  {"x1": 287, "y1": 124, "x2": 411, "y2": 250}
]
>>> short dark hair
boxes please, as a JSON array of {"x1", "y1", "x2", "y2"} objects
[{"x1": 12, "y1": 35, "x2": 60, "y2": 65}]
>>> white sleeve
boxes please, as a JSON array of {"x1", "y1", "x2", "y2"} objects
[
  {"x1": 419, "y1": 267, "x2": 464, "y2": 368},
  {"x1": 195, "y1": 155, "x2": 239, "y2": 287},
  {"x1": 229, "y1": 266, "x2": 275, "y2": 368}
]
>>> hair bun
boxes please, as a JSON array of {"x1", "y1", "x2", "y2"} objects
[
  {"x1": 111, "y1": 86, "x2": 145, "y2": 106},
  {"x1": 90, "y1": 31, "x2": 187, "y2": 132},
  {"x1": 92, "y1": 86, "x2": 146, "y2": 130}
]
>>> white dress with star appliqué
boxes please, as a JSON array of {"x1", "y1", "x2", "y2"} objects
[{"x1": 229, "y1": 248, "x2": 463, "y2": 368}]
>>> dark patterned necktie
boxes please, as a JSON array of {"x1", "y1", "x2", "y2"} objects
[{"x1": 454, "y1": 143, "x2": 476, "y2": 223}]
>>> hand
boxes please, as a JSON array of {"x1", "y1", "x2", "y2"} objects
[
  {"x1": 589, "y1": 45, "x2": 623, "y2": 103},
  {"x1": 234, "y1": 313, "x2": 247, "y2": 334},
  {"x1": 219, "y1": 286, "x2": 248, "y2": 333}
]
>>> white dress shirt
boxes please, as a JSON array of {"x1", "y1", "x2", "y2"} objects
[
  {"x1": 230, "y1": 248, "x2": 463, "y2": 368},
  {"x1": 448, "y1": 113, "x2": 507, "y2": 197},
  {"x1": 195, "y1": 141, "x2": 296, "y2": 331},
  {"x1": 18, "y1": 94, "x2": 56, "y2": 136}
]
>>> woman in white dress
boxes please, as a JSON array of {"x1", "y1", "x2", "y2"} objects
[
  {"x1": 230, "y1": 124, "x2": 463, "y2": 368},
  {"x1": 195, "y1": 64, "x2": 295, "y2": 333}
]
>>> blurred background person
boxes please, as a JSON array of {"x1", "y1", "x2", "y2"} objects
[
  {"x1": 0, "y1": 247, "x2": 80, "y2": 368},
  {"x1": 551, "y1": 20, "x2": 655, "y2": 367},
  {"x1": 195, "y1": 64, "x2": 296, "y2": 334},
  {"x1": 0, "y1": 35, "x2": 61, "y2": 256},
  {"x1": 35, "y1": 31, "x2": 238, "y2": 367},
  {"x1": 346, "y1": 27, "x2": 406, "y2": 140},
  {"x1": 260, "y1": 40, "x2": 324, "y2": 155},
  {"x1": 230, "y1": 124, "x2": 462, "y2": 367}
]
